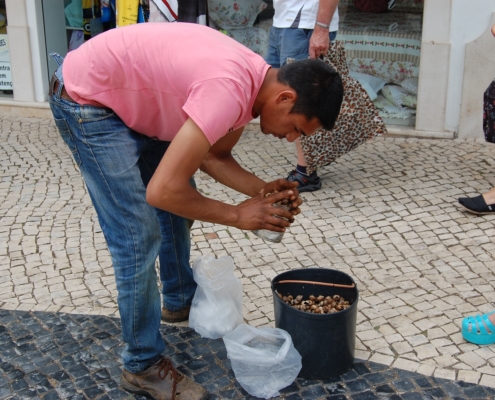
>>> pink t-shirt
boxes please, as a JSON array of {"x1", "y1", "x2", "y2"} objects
[{"x1": 63, "y1": 23, "x2": 270, "y2": 145}]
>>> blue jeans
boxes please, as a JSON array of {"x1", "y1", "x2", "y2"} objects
[
  {"x1": 49, "y1": 72, "x2": 197, "y2": 373},
  {"x1": 265, "y1": 27, "x2": 338, "y2": 67}
]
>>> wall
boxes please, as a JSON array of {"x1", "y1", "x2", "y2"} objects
[
  {"x1": 415, "y1": 0, "x2": 452, "y2": 137},
  {"x1": 26, "y1": 0, "x2": 49, "y2": 102},
  {"x1": 453, "y1": 1, "x2": 495, "y2": 139},
  {"x1": 5, "y1": 0, "x2": 35, "y2": 102}
]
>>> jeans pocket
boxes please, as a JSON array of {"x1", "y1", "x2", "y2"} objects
[
  {"x1": 79, "y1": 104, "x2": 116, "y2": 122},
  {"x1": 54, "y1": 117, "x2": 82, "y2": 167}
]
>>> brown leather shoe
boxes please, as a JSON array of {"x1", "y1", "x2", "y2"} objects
[
  {"x1": 161, "y1": 306, "x2": 190, "y2": 323},
  {"x1": 121, "y1": 357, "x2": 208, "y2": 400}
]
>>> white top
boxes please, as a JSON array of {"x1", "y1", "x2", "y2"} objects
[{"x1": 272, "y1": 0, "x2": 339, "y2": 31}]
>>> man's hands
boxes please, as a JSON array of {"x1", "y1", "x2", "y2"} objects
[
  {"x1": 147, "y1": 118, "x2": 303, "y2": 233},
  {"x1": 233, "y1": 179, "x2": 303, "y2": 232},
  {"x1": 260, "y1": 179, "x2": 303, "y2": 216}
]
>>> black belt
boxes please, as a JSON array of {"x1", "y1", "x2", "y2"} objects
[{"x1": 49, "y1": 74, "x2": 75, "y2": 103}]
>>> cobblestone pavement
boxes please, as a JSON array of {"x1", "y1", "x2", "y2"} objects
[{"x1": 1, "y1": 116, "x2": 495, "y2": 399}]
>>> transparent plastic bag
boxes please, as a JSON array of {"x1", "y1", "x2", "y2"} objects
[
  {"x1": 223, "y1": 324, "x2": 302, "y2": 399},
  {"x1": 189, "y1": 254, "x2": 243, "y2": 339}
]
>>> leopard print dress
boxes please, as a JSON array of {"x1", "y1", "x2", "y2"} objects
[{"x1": 300, "y1": 41, "x2": 387, "y2": 174}]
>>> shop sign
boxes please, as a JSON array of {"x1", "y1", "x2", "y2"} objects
[{"x1": 0, "y1": 34, "x2": 12, "y2": 90}]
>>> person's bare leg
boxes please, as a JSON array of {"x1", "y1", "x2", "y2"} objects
[
  {"x1": 286, "y1": 139, "x2": 322, "y2": 192},
  {"x1": 489, "y1": 312, "x2": 495, "y2": 326},
  {"x1": 295, "y1": 139, "x2": 307, "y2": 166},
  {"x1": 482, "y1": 186, "x2": 495, "y2": 205}
]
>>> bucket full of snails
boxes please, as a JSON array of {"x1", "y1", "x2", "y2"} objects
[{"x1": 271, "y1": 268, "x2": 359, "y2": 379}]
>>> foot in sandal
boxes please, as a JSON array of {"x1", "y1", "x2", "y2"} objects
[{"x1": 461, "y1": 310, "x2": 495, "y2": 345}]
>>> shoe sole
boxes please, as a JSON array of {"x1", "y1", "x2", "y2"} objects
[
  {"x1": 122, "y1": 377, "x2": 155, "y2": 399},
  {"x1": 122, "y1": 376, "x2": 209, "y2": 400},
  {"x1": 161, "y1": 316, "x2": 189, "y2": 323},
  {"x1": 297, "y1": 182, "x2": 322, "y2": 193},
  {"x1": 161, "y1": 306, "x2": 190, "y2": 323},
  {"x1": 462, "y1": 330, "x2": 495, "y2": 345},
  {"x1": 458, "y1": 203, "x2": 495, "y2": 215}
]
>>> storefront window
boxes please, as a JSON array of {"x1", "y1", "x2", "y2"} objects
[
  {"x1": 65, "y1": 0, "x2": 117, "y2": 51},
  {"x1": 65, "y1": 0, "x2": 85, "y2": 51},
  {"x1": 0, "y1": 0, "x2": 13, "y2": 97},
  {"x1": 339, "y1": 0, "x2": 424, "y2": 127},
  {"x1": 43, "y1": 0, "x2": 117, "y2": 80}
]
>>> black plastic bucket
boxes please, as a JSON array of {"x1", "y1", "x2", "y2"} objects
[{"x1": 272, "y1": 268, "x2": 359, "y2": 380}]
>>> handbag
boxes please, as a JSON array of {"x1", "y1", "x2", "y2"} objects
[{"x1": 300, "y1": 40, "x2": 387, "y2": 174}]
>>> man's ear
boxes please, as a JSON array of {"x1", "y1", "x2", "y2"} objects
[{"x1": 275, "y1": 89, "x2": 297, "y2": 105}]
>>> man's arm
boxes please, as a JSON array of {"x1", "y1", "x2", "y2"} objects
[
  {"x1": 201, "y1": 126, "x2": 304, "y2": 217},
  {"x1": 200, "y1": 127, "x2": 266, "y2": 197},
  {"x1": 309, "y1": 0, "x2": 339, "y2": 59},
  {"x1": 146, "y1": 118, "x2": 298, "y2": 231}
]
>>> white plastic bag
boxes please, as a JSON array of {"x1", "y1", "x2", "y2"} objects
[
  {"x1": 223, "y1": 324, "x2": 302, "y2": 399},
  {"x1": 189, "y1": 254, "x2": 243, "y2": 339}
]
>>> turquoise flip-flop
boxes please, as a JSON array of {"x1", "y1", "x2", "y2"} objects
[{"x1": 462, "y1": 311, "x2": 495, "y2": 345}]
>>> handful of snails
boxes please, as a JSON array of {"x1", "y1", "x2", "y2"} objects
[
  {"x1": 252, "y1": 190, "x2": 292, "y2": 243},
  {"x1": 263, "y1": 189, "x2": 292, "y2": 207}
]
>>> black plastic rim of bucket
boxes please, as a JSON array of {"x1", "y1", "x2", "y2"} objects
[{"x1": 271, "y1": 268, "x2": 359, "y2": 379}]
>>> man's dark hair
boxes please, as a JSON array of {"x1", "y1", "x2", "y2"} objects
[{"x1": 277, "y1": 59, "x2": 343, "y2": 131}]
